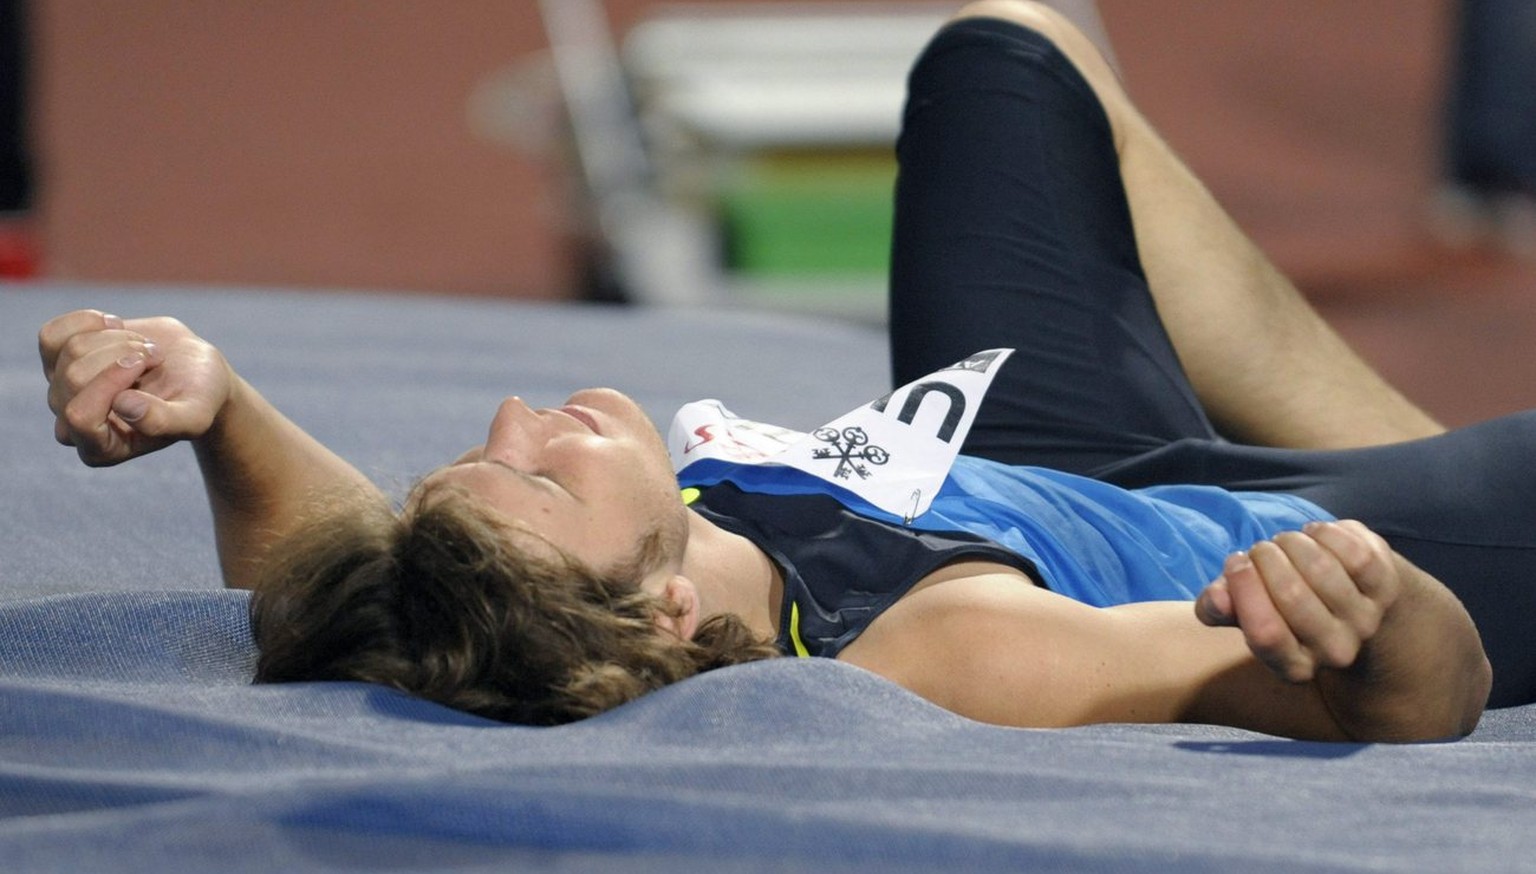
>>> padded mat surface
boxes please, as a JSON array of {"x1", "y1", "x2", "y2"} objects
[{"x1": 2, "y1": 285, "x2": 1532, "y2": 872}]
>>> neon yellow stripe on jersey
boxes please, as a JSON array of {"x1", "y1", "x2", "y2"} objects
[
  {"x1": 788, "y1": 602, "x2": 810, "y2": 658},
  {"x1": 680, "y1": 484, "x2": 806, "y2": 656}
]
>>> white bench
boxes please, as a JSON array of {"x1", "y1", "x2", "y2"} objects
[{"x1": 539, "y1": 1, "x2": 1112, "y2": 316}]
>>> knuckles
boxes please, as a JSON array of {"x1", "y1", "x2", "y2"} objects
[
  {"x1": 1240, "y1": 611, "x2": 1291, "y2": 655},
  {"x1": 1238, "y1": 530, "x2": 1379, "y2": 684},
  {"x1": 37, "y1": 308, "x2": 101, "y2": 354},
  {"x1": 1264, "y1": 649, "x2": 1318, "y2": 684},
  {"x1": 1278, "y1": 660, "x2": 1318, "y2": 685},
  {"x1": 77, "y1": 448, "x2": 115, "y2": 468},
  {"x1": 59, "y1": 355, "x2": 98, "y2": 396},
  {"x1": 1262, "y1": 570, "x2": 1311, "y2": 611},
  {"x1": 1316, "y1": 635, "x2": 1362, "y2": 671},
  {"x1": 60, "y1": 399, "x2": 102, "y2": 440}
]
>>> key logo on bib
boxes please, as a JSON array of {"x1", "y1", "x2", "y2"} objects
[
  {"x1": 669, "y1": 349, "x2": 1013, "y2": 522},
  {"x1": 811, "y1": 427, "x2": 889, "y2": 480}
]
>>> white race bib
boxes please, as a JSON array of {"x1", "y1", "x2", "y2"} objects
[{"x1": 669, "y1": 349, "x2": 1013, "y2": 522}]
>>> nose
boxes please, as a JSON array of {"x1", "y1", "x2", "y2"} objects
[{"x1": 482, "y1": 396, "x2": 542, "y2": 471}]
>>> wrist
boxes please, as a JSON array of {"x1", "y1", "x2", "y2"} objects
[{"x1": 194, "y1": 361, "x2": 248, "y2": 452}]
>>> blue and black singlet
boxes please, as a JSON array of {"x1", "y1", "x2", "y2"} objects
[{"x1": 681, "y1": 458, "x2": 1331, "y2": 659}]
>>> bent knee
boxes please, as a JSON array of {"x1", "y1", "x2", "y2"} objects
[
  {"x1": 949, "y1": 0, "x2": 1131, "y2": 147},
  {"x1": 952, "y1": 1, "x2": 1084, "y2": 46}
]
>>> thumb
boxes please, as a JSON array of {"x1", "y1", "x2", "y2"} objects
[
  {"x1": 1195, "y1": 578, "x2": 1236, "y2": 627},
  {"x1": 112, "y1": 389, "x2": 152, "y2": 424},
  {"x1": 110, "y1": 389, "x2": 203, "y2": 439}
]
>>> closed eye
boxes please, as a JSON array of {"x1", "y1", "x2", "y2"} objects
[
  {"x1": 407, "y1": 457, "x2": 565, "y2": 512},
  {"x1": 481, "y1": 458, "x2": 568, "y2": 494}
]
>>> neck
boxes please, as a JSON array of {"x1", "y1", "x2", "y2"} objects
[{"x1": 679, "y1": 510, "x2": 782, "y2": 641}]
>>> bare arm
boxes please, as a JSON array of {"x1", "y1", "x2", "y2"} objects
[
  {"x1": 842, "y1": 522, "x2": 1489, "y2": 742},
  {"x1": 843, "y1": 568, "x2": 1351, "y2": 740},
  {"x1": 1194, "y1": 520, "x2": 1490, "y2": 741},
  {"x1": 41, "y1": 310, "x2": 387, "y2": 589},
  {"x1": 188, "y1": 371, "x2": 386, "y2": 589}
]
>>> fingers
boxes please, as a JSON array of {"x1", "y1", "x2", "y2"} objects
[
  {"x1": 1194, "y1": 578, "x2": 1235, "y2": 627},
  {"x1": 41, "y1": 309, "x2": 220, "y2": 468},
  {"x1": 106, "y1": 385, "x2": 214, "y2": 445},
  {"x1": 47, "y1": 334, "x2": 161, "y2": 415},
  {"x1": 1219, "y1": 547, "x2": 1317, "y2": 683},
  {"x1": 44, "y1": 320, "x2": 167, "y2": 465},
  {"x1": 1254, "y1": 535, "x2": 1357, "y2": 680},
  {"x1": 1306, "y1": 519, "x2": 1400, "y2": 606},
  {"x1": 55, "y1": 353, "x2": 156, "y2": 465},
  {"x1": 1200, "y1": 521, "x2": 1400, "y2": 684},
  {"x1": 39, "y1": 309, "x2": 122, "y2": 377}
]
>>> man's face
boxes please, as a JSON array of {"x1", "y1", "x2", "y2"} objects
[{"x1": 419, "y1": 388, "x2": 689, "y2": 581}]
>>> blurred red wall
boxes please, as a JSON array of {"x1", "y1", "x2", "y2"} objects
[
  {"x1": 28, "y1": 0, "x2": 1455, "y2": 299},
  {"x1": 32, "y1": 0, "x2": 575, "y2": 298}
]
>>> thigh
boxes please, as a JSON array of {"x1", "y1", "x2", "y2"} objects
[
  {"x1": 1300, "y1": 415, "x2": 1536, "y2": 709},
  {"x1": 889, "y1": 18, "x2": 1218, "y2": 475}
]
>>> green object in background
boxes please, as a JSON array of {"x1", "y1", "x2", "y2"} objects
[{"x1": 720, "y1": 151, "x2": 896, "y2": 276}]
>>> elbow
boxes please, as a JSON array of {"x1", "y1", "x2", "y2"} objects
[
  {"x1": 1437, "y1": 636, "x2": 1494, "y2": 741},
  {"x1": 1356, "y1": 585, "x2": 1495, "y2": 743},
  {"x1": 1347, "y1": 651, "x2": 1493, "y2": 744},
  {"x1": 1454, "y1": 652, "x2": 1494, "y2": 738}
]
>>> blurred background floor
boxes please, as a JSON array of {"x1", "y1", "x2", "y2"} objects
[{"x1": 1309, "y1": 252, "x2": 1536, "y2": 428}]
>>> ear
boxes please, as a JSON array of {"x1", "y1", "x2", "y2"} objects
[{"x1": 651, "y1": 575, "x2": 701, "y2": 641}]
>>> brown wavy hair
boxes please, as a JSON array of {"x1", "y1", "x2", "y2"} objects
[{"x1": 248, "y1": 483, "x2": 780, "y2": 725}]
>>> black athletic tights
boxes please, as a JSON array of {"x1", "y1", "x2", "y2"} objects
[{"x1": 889, "y1": 17, "x2": 1536, "y2": 708}]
